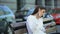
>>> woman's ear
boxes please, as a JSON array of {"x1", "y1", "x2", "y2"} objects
[
  {"x1": 36, "y1": 12, "x2": 39, "y2": 16},
  {"x1": 38, "y1": 12, "x2": 40, "y2": 16}
]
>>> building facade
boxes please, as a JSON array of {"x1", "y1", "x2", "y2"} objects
[{"x1": 36, "y1": 0, "x2": 60, "y2": 9}]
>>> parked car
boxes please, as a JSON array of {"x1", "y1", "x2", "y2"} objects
[
  {"x1": 0, "y1": 5, "x2": 16, "y2": 23},
  {"x1": 0, "y1": 18, "x2": 14, "y2": 34},
  {"x1": 50, "y1": 8, "x2": 60, "y2": 25},
  {"x1": 0, "y1": 5, "x2": 16, "y2": 34}
]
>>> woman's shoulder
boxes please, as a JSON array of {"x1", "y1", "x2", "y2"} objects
[
  {"x1": 27, "y1": 15, "x2": 35, "y2": 19},
  {"x1": 27, "y1": 15, "x2": 36, "y2": 22}
]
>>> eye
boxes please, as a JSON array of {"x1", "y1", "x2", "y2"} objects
[{"x1": 43, "y1": 11, "x2": 45, "y2": 13}]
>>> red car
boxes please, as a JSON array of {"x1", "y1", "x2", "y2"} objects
[{"x1": 51, "y1": 8, "x2": 60, "y2": 25}]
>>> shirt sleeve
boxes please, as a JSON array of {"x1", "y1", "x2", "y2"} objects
[{"x1": 39, "y1": 18, "x2": 46, "y2": 32}]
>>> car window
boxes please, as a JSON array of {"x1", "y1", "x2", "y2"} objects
[
  {"x1": 4, "y1": 10, "x2": 10, "y2": 15},
  {"x1": 48, "y1": 9, "x2": 60, "y2": 14},
  {"x1": 47, "y1": 9, "x2": 52, "y2": 14},
  {"x1": 54, "y1": 10, "x2": 60, "y2": 13},
  {"x1": 27, "y1": 8, "x2": 35, "y2": 16},
  {"x1": 50, "y1": 9, "x2": 60, "y2": 14},
  {"x1": 0, "y1": 8, "x2": 4, "y2": 16}
]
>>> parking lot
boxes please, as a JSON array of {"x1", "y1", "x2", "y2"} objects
[{"x1": 0, "y1": 0, "x2": 60, "y2": 34}]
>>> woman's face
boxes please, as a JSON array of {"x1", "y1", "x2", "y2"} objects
[{"x1": 38, "y1": 8, "x2": 46, "y2": 17}]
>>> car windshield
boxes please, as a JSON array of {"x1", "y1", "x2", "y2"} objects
[
  {"x1": 48, "y1": 9, "x2": 60, "y2": 14},
  {"x1": 53, "y1": 9, "x2": 60, "y2": 13},
  {"x1": 0, "y1": 7, "x2": 11, "y2": 16},
  {"x1": 0, "y1": 8, "x2": 4, "y2": 16},
  {"x1": 3, "y1": 8, "x2": 10, "y2": 15}
]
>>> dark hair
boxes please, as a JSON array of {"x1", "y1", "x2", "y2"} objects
[{"x1": 32, "y1": 6, "x2": 46, "y2": 15}]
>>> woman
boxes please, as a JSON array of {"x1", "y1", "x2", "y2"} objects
[{"x1": 26, "y1": 6, "x2": 46, "y2": 34}]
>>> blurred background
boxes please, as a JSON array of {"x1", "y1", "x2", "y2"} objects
[{"x1": 0, "y1": 0, "x2": 60, "y2": 34}]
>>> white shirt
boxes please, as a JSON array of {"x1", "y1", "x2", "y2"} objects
[{"x1": 26, "y1": 15, "x2": 46, "y2": 34}]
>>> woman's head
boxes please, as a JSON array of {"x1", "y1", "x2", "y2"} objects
[{"x1": 32, "y1": 6, "x2": 46, "y2": 17}]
